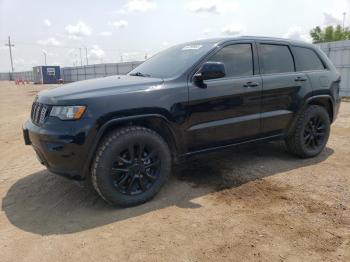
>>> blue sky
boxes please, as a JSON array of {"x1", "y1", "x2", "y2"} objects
[{"x1": 0, "y1": 0, "x2": 349, "y2": 71}]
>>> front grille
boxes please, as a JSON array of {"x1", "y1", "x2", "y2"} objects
[{"x1": 31, "y1": 102, "x2": 51, "y2": 126}]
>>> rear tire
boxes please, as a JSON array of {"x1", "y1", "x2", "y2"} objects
[
  {"x1": 285, "y1": 105, "x2": 330, "y2": 158},
  {"x1": 91, "y1": 126, "x2": 172, "y2": 207}
]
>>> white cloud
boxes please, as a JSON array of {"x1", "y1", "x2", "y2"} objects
[
  {"x1": 323, "y1": 11, "x2": 343, "y2": 26},
  {"x1": 283, "y1": 26, "x2": 312, "y2": 42},
  {"x1": 13, "y1": 58, "x2": 39, "y2": 70},
  {"x1": 203, "y1": 29, "x2": 211, "y2": 35},
  {"x1": 41, "y1": 49, "x2": 57, "y2": 57},
  {"x1": 37, "y1": 37, "x2": 62, "y2": 46},
  {"x1": 222, "y1": 24, "x2": 244, "y2": 36},
  {"x1": 67, "y1": 48, "x2": 76, "y2": 55},
  {"x1": 14, "y1": 58, "x2": 25, "y2": 67},
  {"x1": 44, "y1": 19, "x2": 51, "y2": 27},
  {"x1": 99, "y1": 31, "x2": 113, "y2": 36},
  {"x1": 162, "y1": 41, "x2": 170, "y2": 46},
  {"x1": 89, "y1": 45, "x2": 105, "y2": 61},
  {"x1": 118, "y1": 0, "x2": 157, "y2": 13},
  {"x1": 112, "y1": 20, "x2": 128, "y2": 29},
  {"x1": 64, "y1": 21, "x2": 92, "y2": 38},
  {"x1": 122, "y1": 51, "x2": 143, "y2": 61},
  {"x1": 187, "y1": 0, "x2": 238, "y2": 14}
]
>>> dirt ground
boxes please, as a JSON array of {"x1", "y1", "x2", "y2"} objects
[{"x1": 0, "y1": 81, "x2": 349, "y2": 262}]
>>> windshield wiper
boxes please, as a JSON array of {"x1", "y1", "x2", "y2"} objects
[{"x1": 129, "y1": 72, "x2": 151, "y2": 77}]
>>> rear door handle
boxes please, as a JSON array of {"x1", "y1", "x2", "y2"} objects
[
  {"x1": 295, "y1": 77, "x2": 307, "y2": 82},
  {"x1": 243, "y1": 81, "x2": 259, "y2": 88}
]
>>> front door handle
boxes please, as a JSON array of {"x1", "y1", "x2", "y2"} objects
[
  {"x1": 295, "y1": 76, "x2": 307, "y2": 82},
  {"x1": 243, "y1": 81, "x2": 259, "y2": 88}
]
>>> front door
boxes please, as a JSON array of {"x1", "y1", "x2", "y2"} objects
[{"x1": 186, "y1": 42, "x2": 262, "y2": 151}]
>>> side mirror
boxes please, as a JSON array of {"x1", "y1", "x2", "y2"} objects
[{"x1": 194, "y1": 62, "x2": 226, "y2": 86}]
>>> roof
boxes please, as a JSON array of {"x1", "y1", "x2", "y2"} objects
[{"x1": 186, "y1": 36, "x2": 313, "y2": 47}]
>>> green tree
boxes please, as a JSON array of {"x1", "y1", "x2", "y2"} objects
[{"x1": 310, "y1": 25, "x2": 350, "y2": 43}]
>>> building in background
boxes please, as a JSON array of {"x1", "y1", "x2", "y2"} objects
[{"x1": 33, "y1": 66, "x2": 61, "y2": 84}]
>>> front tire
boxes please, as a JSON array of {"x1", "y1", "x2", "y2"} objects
[
  {"x1": 285, "y1": 105, "x2": 330, "y2": 158},
  {"x1": 92, "y1": 126, "x2": 172, "y2": 207}
]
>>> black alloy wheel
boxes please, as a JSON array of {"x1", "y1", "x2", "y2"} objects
[
  {"x1": 303, "y1": 115, "x2": 327, "y2": 151},
  {"x1": 111, "y1": 143, "x2": 161, "y2": 195},
  {"x1": 285, "y1": 105, "x2": 330, "y2": 158},
  {"x1": 92, "y1": 126, "x2": 171, "y2": 207}
]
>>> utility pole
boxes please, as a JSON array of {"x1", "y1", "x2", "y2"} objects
[
  {"x1": 84, "y1": 46, "x2": 88, "y2": 65},
  {"x1": 343, "y1": 12, "x2": 347, "y2": 31},
  {"x1": 79, "y1": 48, "x2": 83, "y2": 67},
  {"x1": 42, "y1": 50, "x2": 47, "y2": 65},
  {"x1": 83, "y1": 45, "x2": 89, "y2": 65},
  {"x1": 74, "y1": 54, "x2": 78, "y2": 67},
  {"x1": 4, "y1": 36, "x2": 15, "y2": 73}
]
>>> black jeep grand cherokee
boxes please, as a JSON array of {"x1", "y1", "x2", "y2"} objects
[{"x1": 23, "y1": 37, "x2": 341, "y2": 206}]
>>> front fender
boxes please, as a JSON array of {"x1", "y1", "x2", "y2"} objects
[{"x1": 81, "y1": 114, "x2": 182, "y2": 178}]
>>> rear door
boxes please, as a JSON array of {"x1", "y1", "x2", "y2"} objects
[
  {"x1": 292, "y1": 45, "x2": 331, "y2": 94},
  {"x1": 186, "y1": 41, "x2": 262, "y2": 151},
  {"x1": 257, "y1": 42, "x2": 312, "y2": 135}
]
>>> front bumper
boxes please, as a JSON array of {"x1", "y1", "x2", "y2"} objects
[{"x1": 23, "y1": 118, "x2": 94, "y2": 180}]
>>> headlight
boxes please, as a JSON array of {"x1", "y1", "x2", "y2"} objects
[{"x1": 50, "y1": 106, "x2": 86, "y2": 120}]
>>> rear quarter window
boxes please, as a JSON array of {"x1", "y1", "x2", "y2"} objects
[{"x1": 294, "y1": 46, "x2": 325, "y2": 71}]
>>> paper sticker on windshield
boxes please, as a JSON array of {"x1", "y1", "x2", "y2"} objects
[{"x1": 182, "y1": 45, "x2": 202, "y2": 50}]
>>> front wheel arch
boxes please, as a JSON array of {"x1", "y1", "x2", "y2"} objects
[
  {"x1": 91, "y1": 125, "x2": 172, "y2": 206},
  {"x1": 82, "y1": 114, "x2": 180, "y2": 179}
]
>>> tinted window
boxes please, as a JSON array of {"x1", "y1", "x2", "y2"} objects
[
  {"x1": 129, "y1": 43, "x2": 214, "y2": 78},
  {"x1": 260, "y1": 44, "x2": 294, "y2": 74},
  {"x1": 294, "y1": 46, "x2": 325, "y2": 71},
  {"x1": 208, "y1": 44, "x2": 253, "y2": 77}
]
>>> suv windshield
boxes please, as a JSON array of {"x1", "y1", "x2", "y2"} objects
[{"x1": 129, "y1": 43, "x2": 214, "y2": 78}]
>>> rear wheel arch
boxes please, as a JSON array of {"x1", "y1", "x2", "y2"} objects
[
  {"x1": 307, "y1": 96, "x2": 334, "y2": 123},
  {"x1": 285, "y1": 105, "x2": 330, "y2": 158},
  {"x1": 287, "y1": 95, "x2": 334, "y2": 137}
]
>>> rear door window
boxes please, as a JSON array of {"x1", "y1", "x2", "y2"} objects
[
  {"x1": 294, "y1": 46, "x2": 325, "y2": 71},
  {"x1": 260, "y1": 44, "x2": 295, "y2": 74}
]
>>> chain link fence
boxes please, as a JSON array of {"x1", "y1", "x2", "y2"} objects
[
  {"x1": 318, "y1": 40, "x2": 350, "y2": 97},
  {"x1": 0, "y1": 71, "x2": 34, "y2": 81},
  {"x1": 61, "y1": 62, "x2": 142, "y2": 82},
  {"x1": 0, "y1": 61, "x2": 143, "y2": 83}
]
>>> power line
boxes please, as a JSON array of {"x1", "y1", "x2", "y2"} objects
[
  {"x1": 12, "y1": 40, "x2": 157, "y2": 53},
  {"x1": 1, "y1": 39, "x2": 157, "y2": 70},
  {"x1": 4, "y1": 36, "x2": 15, "y2": 73}
]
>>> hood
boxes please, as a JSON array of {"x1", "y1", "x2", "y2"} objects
[{"x1": 38, "y1": 75, "x2": 164, "y2": 103}]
